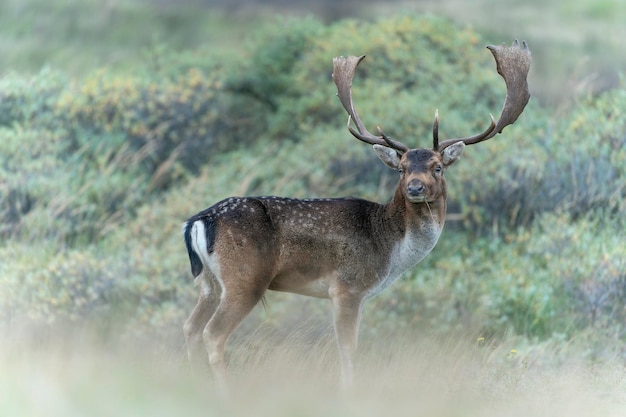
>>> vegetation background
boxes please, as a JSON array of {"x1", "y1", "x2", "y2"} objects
[{"x1": 1, "y1": 0, "x2": 625, "y2": 415}]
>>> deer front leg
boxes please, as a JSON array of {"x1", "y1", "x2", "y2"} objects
[{"x1": 330, "y1": 287, "x2": 365, "y2": 389}]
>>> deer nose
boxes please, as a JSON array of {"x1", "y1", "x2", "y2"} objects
[{"x1": 407, "y1": 180, "x2": 425, "y2": 196}]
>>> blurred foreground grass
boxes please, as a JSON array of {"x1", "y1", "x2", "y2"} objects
[{"x1": 2, "y1": 324, "x2": 625, "y2": 417}]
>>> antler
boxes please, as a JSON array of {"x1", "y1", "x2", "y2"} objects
[
  {"x1": 332, "y1": 55, "x2": 410, "y2": 154},
  {"x1": 436, "y1": 40, "x2": 531, "y2": 152}
]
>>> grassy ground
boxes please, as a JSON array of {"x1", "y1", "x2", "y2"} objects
[{"x1": 2, "y1": 324, "x2": 625, "y2": 416}]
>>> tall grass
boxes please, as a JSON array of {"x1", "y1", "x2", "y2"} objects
[{"x1": 2, "y1": 323, "x2": 625, "y2": 416}]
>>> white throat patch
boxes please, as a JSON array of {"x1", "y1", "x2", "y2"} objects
[{"x1": 369, "y1": 221, "x2": 443, "y2": 298}]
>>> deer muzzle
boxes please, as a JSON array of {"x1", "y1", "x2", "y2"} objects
[{"x1": 407, "y1": 179, "x2": 427, "y2": 203}]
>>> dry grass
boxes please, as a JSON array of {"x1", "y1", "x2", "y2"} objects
[{"x1": 2, "y1": 322, "x2": 625, "y2": 417}]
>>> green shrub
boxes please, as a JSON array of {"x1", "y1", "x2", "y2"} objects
[
  {"x1": 0, "y1": 67, "x2": 68, "y2": 127},
  {"x1": 1, "y1": 246, "x2": 116, "y2": 324},
  {"x1": 363, "y1": 211, "x2": 626, "y2": 344},
  {"x1": 0, "y1": 53, "x2": 242, "y2": 244},
  {"x1": 0, "y1": 125, "x2": 150, "y2": 244},
  {"x1": 225, "y1": 17, "x2": 326, "y2": 112},
  {"x1": 58, "y1": 66, "x2": 225, "y2": 178},
  {"x1": 0, "y1": 240, "x2": 192, "y2": 338},
  {"x1": 455, "y1": 85, "x2": 626, "y2": 233},
  {"x1": 264, "y1": 14, "x2": 502, "y2": 145}
]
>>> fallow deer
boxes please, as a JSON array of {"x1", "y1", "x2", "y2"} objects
[{"x1": 182, "y1": 40, "x2": 531, "y2": 389}]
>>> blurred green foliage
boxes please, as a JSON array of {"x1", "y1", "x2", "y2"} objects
[
  {"x1": 1, "y1": 13, "x2": 625, "y2": 359},
  {"x1": 0, "y1": 0, "x2": 254, "y2": 77}
]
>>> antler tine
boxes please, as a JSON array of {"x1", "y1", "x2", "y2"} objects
[
  {"x1": 333, "y1": 55, "x2": 409, "y2": 154},
  {"x1": 432, "y1": 109, "x2": 439, "y2": 150},
  {"x1": 437, "y1": 40, "x2": 531, "y2": 152},
  {"x1": 377, "y1": 126, "x2": 409, "y2": 152}
]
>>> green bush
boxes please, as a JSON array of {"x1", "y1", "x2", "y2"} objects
[
  {"x1": 0, "y1": 124, "x2": 150, "y2": 244},
  {"x1": 58, "y1": 65, "x2": 227, "y2": 178},
  {"x1": 0, "y1": 53, "x2": 248, "y2": 244},
  {"x1": 362, "y1": 211, "x2": 625, "y2": 347},
  {"x1": 225, "y1": 17, "x2": 326, "y2": 112},
  {"x1": 260, "y1": 14, "x2": 503, "y2": 145},
  {"x1": 458, "y1": 85, "x2": 626, "y2": 233},
  {"x1": 0, "y1": 67, "x2": 68, "y2": 128}
]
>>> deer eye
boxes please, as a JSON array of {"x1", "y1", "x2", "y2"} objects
[{"x1": 434, "y1": 165, "x2": 442, "y2": 174}]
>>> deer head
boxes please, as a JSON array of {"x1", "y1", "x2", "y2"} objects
[{"x1": 332, "y1": 40, "x2": 531, "y2": 205}]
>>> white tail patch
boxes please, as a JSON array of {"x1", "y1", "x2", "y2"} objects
[
  {"x1": 190, "y1": 220, "x2": 225, "y2": 300},
  {"x1": 190, "y1": 221, "x2": 208, "y2": 264}
]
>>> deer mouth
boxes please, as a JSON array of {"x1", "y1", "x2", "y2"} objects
[{"x1": 407, "y1": 195, "x2": 433, "y2": 204}]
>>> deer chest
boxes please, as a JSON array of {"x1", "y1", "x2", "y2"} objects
[{"x1": 368, "y1": 221, "x2": 443, "y2": 298}]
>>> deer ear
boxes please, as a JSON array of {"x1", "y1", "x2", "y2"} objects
[
  {"x1": 373, "y1": 144, "x2": 401, "y2": 170},
  {"x1": 441, "y1": 142, "x2": 465, "y2": 166}
]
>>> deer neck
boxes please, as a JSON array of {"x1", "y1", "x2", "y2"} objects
[{"x1": 371, "y1": 186, "x2": 447, "y2": 285}]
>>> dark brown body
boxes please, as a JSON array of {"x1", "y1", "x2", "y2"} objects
[{"x1": 184, "y1": 191, "x2": 446, "y2": 300}]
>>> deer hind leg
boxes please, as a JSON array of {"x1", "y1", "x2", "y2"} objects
[
  {"x1": 183, "y1": 273, "x2": 221, "y2": 365},
  {"x1": 202, "y1": 275, "x2": 268, "y2": 391},
  {"x1": 330, "y1": 286, "x2": 365, "y2": 389}
]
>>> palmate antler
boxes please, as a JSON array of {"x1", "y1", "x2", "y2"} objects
[
  {"x1": 436, "y1": 40, "x2": 531, "y2": 152},
  {"x1": 332, "y1": 40, "x2": 531, "y2": 153},
  {"x1": 332, "y1": 55, "x2": 410, "y2": 154}
]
